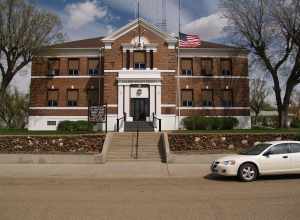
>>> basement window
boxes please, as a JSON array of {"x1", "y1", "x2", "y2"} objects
[{"x1": 47, "y1": 121, "x2": 57, "y2": 126}]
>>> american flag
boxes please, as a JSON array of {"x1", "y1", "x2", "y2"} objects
[{"x1": 179, "y1": 32, "x2": 201, "y2": 48}]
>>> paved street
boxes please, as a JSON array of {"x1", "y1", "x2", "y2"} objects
[{"x1": 1, "y1": 163, "x2": 300, "y2": 220}]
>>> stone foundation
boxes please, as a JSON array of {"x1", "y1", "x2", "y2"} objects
[
  {"x1": 0, "y1": 135, "x2": 105, "y2": 154},
  {"x1": 168, "y1": 133, "x2": 299, "y2": 154}
]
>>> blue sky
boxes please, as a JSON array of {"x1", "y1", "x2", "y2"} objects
[
  {"x1": 32, "y1": 0, "x2": 224, "y2": 41},
  {"x1": 11, "y1": 0, "x2": 227, "y2": 94}
]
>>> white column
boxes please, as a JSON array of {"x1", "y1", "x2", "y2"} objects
[
  {"x1": 156, "y1": 85, "x2": 161, "y2": 116},
  {"x1": 124, "y1": 85, "x2": 131, "y2": 121},
  {"x1": 150, "y1": 85, "x2": 155, "y2": 120},
  {"x1": 118, "y1": 85, "x2": 124, "y2": 117}
]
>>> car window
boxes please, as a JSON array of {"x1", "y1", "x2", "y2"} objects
[
  {"x1": 290, "y1": 143, "x2": 300, "y2": 153},
  {"x1": 269, "y1": 144, "x2": 290, "y2": 155}
]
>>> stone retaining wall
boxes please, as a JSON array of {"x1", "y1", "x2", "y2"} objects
[
  {"x1": 0, "y1": 135, "x2": 106, "y2": 154},
  {"x1": 168, "y1": 133, "x2": 299, "y2": 154}
]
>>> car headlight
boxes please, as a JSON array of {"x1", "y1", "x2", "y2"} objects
[{"x1": 221, "y1": 160, "x2": 236, "y2": 165}]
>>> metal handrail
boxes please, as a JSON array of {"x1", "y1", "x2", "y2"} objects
[
  {"x1": 135, "y1": 123, "x2": 139, "y2": 159},
  {"x1": 152, "y1": 113, "x2": 162, "y2": 132},
  {"x1": 116, "y1": 112, "x2": 127, "y2": 132}
]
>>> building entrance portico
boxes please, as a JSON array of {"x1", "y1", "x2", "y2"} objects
[{"x1": 117, "y1": 70, "x2": 162, "y2": 131}]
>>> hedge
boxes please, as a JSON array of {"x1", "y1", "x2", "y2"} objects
[
  {"x1": 183, "y1": 116, "x2": 239, "y2": 130},
  {"x1": 291, "y1": 119, "x2": 300, "y2": 128},
  {"x1": 57, "y1": 121, "x2": 94, "y2": 132}
]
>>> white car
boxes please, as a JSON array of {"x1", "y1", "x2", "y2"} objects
[{"x1": 211, "y1": 141, "x2": 300, "y2": 181}]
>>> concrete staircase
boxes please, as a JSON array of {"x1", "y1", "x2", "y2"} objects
[{"x1": 107, "y1": 132, "x2": 163, "y2": 161}]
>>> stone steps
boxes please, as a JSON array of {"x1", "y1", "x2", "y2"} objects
[{"x1": 107, "y1": 132, "x2": 162, "y2": 162}]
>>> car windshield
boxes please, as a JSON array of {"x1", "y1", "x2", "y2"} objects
[{"x1": 239, "y1": 143, "x2": 272, "y2": 155}]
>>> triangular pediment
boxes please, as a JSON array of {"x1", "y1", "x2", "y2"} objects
[{"x1": 102, "y1": 18, "x2": 177, "y2": 44}]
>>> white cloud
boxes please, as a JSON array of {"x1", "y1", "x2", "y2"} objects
[
  {"x1": 183, "y1": 12, "x2": 227, "y2": 40},
  {"x1": 102, "y1": 0, "x2": 193, "y2": 34},
  {"x1": 65, "y1": 0, "x2": 107, "y2": 30}
]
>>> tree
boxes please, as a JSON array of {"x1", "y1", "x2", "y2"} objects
[
  {"x1": 250, "y1": 79, "x2": 270, "y2": 124},
  {"x1": 220, "y1": 0, "x2": 300, "y2": 128},
  {"x1": 0, "y1": 89, "x2": 29, "y2": 128},
  {"x1": 0, "y1": 0, "x2": 62, "y2": 95}
]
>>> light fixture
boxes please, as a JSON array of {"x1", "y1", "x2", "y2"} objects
[{"x1": 185, "y1": 85, "x2": 189, "y2": 89}]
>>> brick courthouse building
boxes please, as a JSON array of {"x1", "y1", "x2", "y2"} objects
[{"x1": 28, "y1": 19, "x2": 250, "y2": 131}]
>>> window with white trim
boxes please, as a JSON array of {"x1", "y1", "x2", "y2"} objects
[
  {"x1": 181, "y1": 89, "x2": 193, "y2": 107},
  {"x1": 67, "y1": 89, "x2": 79, "y2": 106}
]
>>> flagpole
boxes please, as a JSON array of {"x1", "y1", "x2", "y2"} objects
[{"x1": 176, "y1": 0, "x2": 181, "y2": 130}]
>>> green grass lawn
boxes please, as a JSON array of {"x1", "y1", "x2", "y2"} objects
[
  {"x1": 0, "y1": 128, "x2": 105, "y2": 136},
  {"x1": 169, "y1": 128, "x2": 300, "y2": 134}
]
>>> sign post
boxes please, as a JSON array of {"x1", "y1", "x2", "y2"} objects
[{"x1": 88, "y1": 104, "x2": 108, "y2": 133}]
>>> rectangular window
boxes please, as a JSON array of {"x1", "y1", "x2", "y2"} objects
[
  {"x1": 87, "y1": 89, "x2": 99, "y2": 106},
  {"x1": 201, "y1": 58, "x2": 213, "y2": 76},
  {"x1": 67, "y1": 89, "x2": 79, "y2": 106},
  {"x1": 47, "y1": 89, "x2": 58, "y2": 107},
  {"x1": 221, "y1": 89, "x2": 233, "y2": 107},
  {"x1": 126, "y1": 50, "x2": 130, "y2": 69},
  {"x1": 181, "y1": 58, "x2": 193, "y2": 76},
  {"x1": 202, "y1": 89, "x2": 213, "y2": 107},
  {"x1": 48, "y1": 58, "x2": 60, "y2": 76},
  {"x1": 134, "y1": 51, "x2": 146, "y2": 69},
  {"x1": 88, "y1": 58, "x2": 99, "y2": 76},
  {"x1": 181, "y1": 89, "x2": 193, "y2": 107},
  {"x1": 47, "y1": 121, "x2": 57, "y2": 126},
  {"x1": 68, "y1": 59, "x2": 79, "y2": 75},
  {"x1": 221, "y1": 58, "x2": 232, "y2": 75}
]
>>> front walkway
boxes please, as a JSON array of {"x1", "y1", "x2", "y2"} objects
[{"x1": 0, "y1": 162, "x2": 211, "y2": 179}]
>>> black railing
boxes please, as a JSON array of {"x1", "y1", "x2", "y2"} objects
[
  {"x1": 152, "y1": 113, "x2": 162, "y2": 132},
  {"x1": 116, "y1": 112, "x2": 127, "y2": 132},
  {"x1": 135, "y1": 123, "x2": 139, "y2": 159}
]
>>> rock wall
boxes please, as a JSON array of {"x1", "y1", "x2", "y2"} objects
[
  {"x1": 168, "y1": 133, "x2": 299, "y2": 153},
  {"x1": 0, "y1": 135, "x2": 105, "y2": 154}
]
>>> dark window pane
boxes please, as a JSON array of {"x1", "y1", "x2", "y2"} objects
[
  {"x1": 221, "y1": 59, "x2": 232, "y2": 75},
  {"x1": 269, "y1": 144, "x2": 290, "y2": 154},
  {"x1": 201, "y1": 58, "x2": 212, "y2": 75},
  {"x1": 291, "y1": 143, "x2": 300, "y2": 153},
  {"x1": 181, "y1": 89, "x2": 193, "y2": 106},
  {"x1": 67, "y1": 101, "x2": 77, "y2": 106},
  {"x1": 47, "y1": 121, "x2": 57, "y2": 126},
  {"x1": 202, "y1": 90, "x2": 213, "y2": 107}
]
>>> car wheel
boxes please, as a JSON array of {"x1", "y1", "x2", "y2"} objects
[{"x1": 238, "y1": 163, "x2": 258, "y2": 182}]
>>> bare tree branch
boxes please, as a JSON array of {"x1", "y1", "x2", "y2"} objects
[
  {"x1": 0, "y1": 0, "x2": 63, "y2": 95},
  {"x1": 220, "y1": 0, "x2": 300, "y2": 128}
]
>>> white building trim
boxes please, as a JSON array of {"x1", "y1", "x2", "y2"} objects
[
  {"x1": 30, "y1": 107, "x2": 88, "y2": 110},
  {"x1": 176, "y1": 75, "x2": 249, "y2": 79},
  {"x1": 177, "y1": 107, "x2": 250, "y2": 110},
  {"x1": 104, "y1": 69, "x2": 175, "y2": 73},
  {"x1": 161, "y1": 104, "x2": 176, "y2": 107},
  {"x1": 31, "y1": 76, "x2": 103, "y2": 79}
]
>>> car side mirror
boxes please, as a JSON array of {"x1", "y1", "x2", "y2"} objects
[{"x1": 263, "y1": 151, "x2": 271, "y2": 157}]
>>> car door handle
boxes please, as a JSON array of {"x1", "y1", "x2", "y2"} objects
[{"x1": 282, "y1": 156, "x2": 288, "y2": 159}]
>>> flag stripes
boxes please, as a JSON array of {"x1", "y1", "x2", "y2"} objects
[{"x1": 179, "y1": 32, "x2": 201, "y2": 48}]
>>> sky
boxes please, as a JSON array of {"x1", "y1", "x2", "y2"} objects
[{"x1": 11, "y1": 0, "x2": 227, "y2": 94}]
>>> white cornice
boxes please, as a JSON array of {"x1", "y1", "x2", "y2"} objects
[{"x1": 102, "y1": 18, "x2": 177, "y2": 44}]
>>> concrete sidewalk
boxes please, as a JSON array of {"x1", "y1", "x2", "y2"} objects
[
  {"x1": 0, "y1": 162, "x2": 210, "y2": 179},
  {"x1": 0, "y1": 153, "x2": 228, "y2": 179}
]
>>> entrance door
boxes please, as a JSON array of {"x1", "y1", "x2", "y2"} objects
[{"x1": 130, "y1": 98, "x2": 150, "y2": 121}]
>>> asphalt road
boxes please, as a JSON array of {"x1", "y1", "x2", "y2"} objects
[{"x1": 1, "y1": 175, "x2": 300, "y2": 220}]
